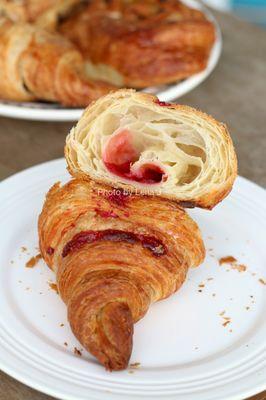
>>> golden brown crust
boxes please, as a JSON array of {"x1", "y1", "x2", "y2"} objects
[
  {"x1": 38, "y1": 178, "x2": 205, "y2": 370},
  {"x1": 0, "y1": 18, "x2": 114, "y2": 106},
  {"x1": 65, "y1": 89, "x2": 238, "y2": 209},
  {"x1": 58, "y1": 0, "x2": 216, "y2": 87},
  {"x1": 0, "y1": 0, "x2": 83, "y2": 26}
]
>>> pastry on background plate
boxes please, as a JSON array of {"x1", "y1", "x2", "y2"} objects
[
  {"x1": 58, "y1": 0, "x2": 216, "y2": 87},
  {"x1": 66, "y1": 89, "x2": 237, "y2": 209},
  {"x1": 0, "y1": 18, "x2": 113, "y2": 106}
]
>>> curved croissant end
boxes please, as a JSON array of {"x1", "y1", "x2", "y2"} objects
[
  {"x1": 38, "y1": 179, "x2": 205, "y2": 370},
  {"x1": 65, "y1": 89, "x2": 237, "y2": 209}
]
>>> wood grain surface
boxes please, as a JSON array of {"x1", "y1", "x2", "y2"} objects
[{"x1": 0, "y1": 9, "x2": 265, "y2": 400}]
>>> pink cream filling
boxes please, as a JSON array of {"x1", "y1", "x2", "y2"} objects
[{"x1": 102, "y1": 129, "x2": 167, "y2": 184}]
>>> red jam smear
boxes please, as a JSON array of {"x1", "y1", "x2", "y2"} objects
[
  {"x1": 105, "y1": 161, "x2": 166, "y2": 184},
  {"x1": 105, "y1": 188, "x2": 130, "y2": 207},
  {"x1": 155, "y1": 99, "x2": 172, "y2": 107},
  {"x1": 94, "y1": 208, "x2": 118, "y2": 218},
  {"x1": 46, "y1": 247, "x2": 54, "y2": 255},
  {"x1": 103, "y1": 129, "x2": 166, "y2": 184},
  {"x1": 62, "y1": 229, "x2": 166, "y2": 258}
]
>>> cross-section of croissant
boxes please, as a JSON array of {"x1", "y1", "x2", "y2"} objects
[
  {"x1": 66, "y1": 89, "x2": 237, "y2": 209},
  {"x1": 38, "y1": 178, "x2": 205, "y2": 370},
  {"x1": 0, "y1": 18, "x2": 113, "y2": 106}
]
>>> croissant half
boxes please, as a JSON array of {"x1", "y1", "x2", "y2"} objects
[
  {"x1": 65, "y1": 89, "x2": 237, "y2": 209},
  {"x1": 0, "y1": 18, "x2": 113, "y2": 106},
  {"x1": 38, "y1": 178, "x2": 205, "y2": 370}
]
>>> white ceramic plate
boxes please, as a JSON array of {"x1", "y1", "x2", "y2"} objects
[
  {"x1": 0, "y1": 158, "x2": 265, "y2": 400},
  {"x1": 0, "y1": 0, "x2": 222, "y2": 122}
]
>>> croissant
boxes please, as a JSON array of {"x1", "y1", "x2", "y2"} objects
[
  {"x1": 0, "y1": 18, "x2": 113, "y2": 106},
  {"x1": 38, "y1": 178, "x2": 205, "y2": 370},
  {"x1": 65, "y1": 89, "x2": 237, "y2": 209},
  {"x1": 58, "y1": 0, "x2": 216, "y2": 87},
  {"x1": 0, "y1": 0, "x2": 83, "y2": 27}
]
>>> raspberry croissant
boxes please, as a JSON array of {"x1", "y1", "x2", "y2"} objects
[
  {"x1": 0, "y1": 18, "x2": 113, "y2": 106},
  {"x1": 38, "y1": 178, "x2": 205, "y2": 370},
  {"x1": 66, "y1": 89, "x2": 237, "y2": 209}
]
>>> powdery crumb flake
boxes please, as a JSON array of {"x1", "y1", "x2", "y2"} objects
[
  {"x1": 259, "y1": 278, "x2": 266, "y2": 286},
  {"x1": 25, "y1": 254, "x2": 42, "y2": 268}
]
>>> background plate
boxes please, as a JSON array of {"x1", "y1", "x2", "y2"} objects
[
  {"x1": 0, "y1": 158, "x2": 265, "y2": 400},
  {"x1": 0, "y1": 0, "x2": 222, "y2": 121}
]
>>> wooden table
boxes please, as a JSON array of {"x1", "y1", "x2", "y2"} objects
[{"x1": 0, "y1": 10, "x2": 265, "y2": 400}]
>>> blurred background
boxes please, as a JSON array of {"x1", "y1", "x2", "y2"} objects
[{"x1": 203, "y1": 0, "x2": 266, "y2": 26}]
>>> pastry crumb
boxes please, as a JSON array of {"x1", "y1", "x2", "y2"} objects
[
  {"x1": 25, "y1": 254, "x2": 42, "y2": 268},
  {"x1": 48, "y1": 282, "x2": 59, "y2": 293},
  {"x1": 246, "y1": 306, "x2": 250, "y2": 310},
  {"x1": 129, "y1": 362, "x2": 140, "y2": 369},
  {"x1": 219, "y1": 256, "x2": 237, "y2": 265},
  {"x1": 198, "y1": 284, "x2": 205, "y2": 288},
  {"x1": 128, "y1": 370, "x2": 134, "y2": 374},
  {"x1": 207, "y1": 278, "x2": 214, "y2": 281},
  {"x1": 233, "y1": 264, "x2": 246, "y2": 272},
  {"x1": 64, "y1": 342, "x2": 68, "y2": 347},
  {"x1": 74, "y1": 347, "x2": 82, "y2": 356},
  {"x1": 60, "y1": 323, "x2": 64, "y2": 327},
  {"x1": 21, "y1": 246, "x2": 27, "y2": 252},
  {"x1": 223, "y1": 320, "x2": 231, "y2": 327},
  {"x1": 259, "y1": 278, "x2": 266, "y2": 285},
  {"x1": 219, "y1": 256, "x2": 247, "y2": 272},
  {"x1": 219, "y1": 310, "x2": 226, "y2": 316}
]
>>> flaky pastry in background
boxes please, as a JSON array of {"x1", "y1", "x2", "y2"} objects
[
  {"x1": 58, "y1": 0, "x2": 216, "y2": 87},
  {"x1": 0, "y1": 17, "x2": 113, "y2": 106},
  {"x1": 0, "y1": 0, "x2": 216, "y2": 106}
]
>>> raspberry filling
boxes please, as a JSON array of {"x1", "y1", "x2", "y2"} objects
[
  {"x1": 62, "y1": 229, "x2": 166, "y2": 258},
  {"x1": 102, "y1": 129, "x2": 166, "y2": 184}
]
